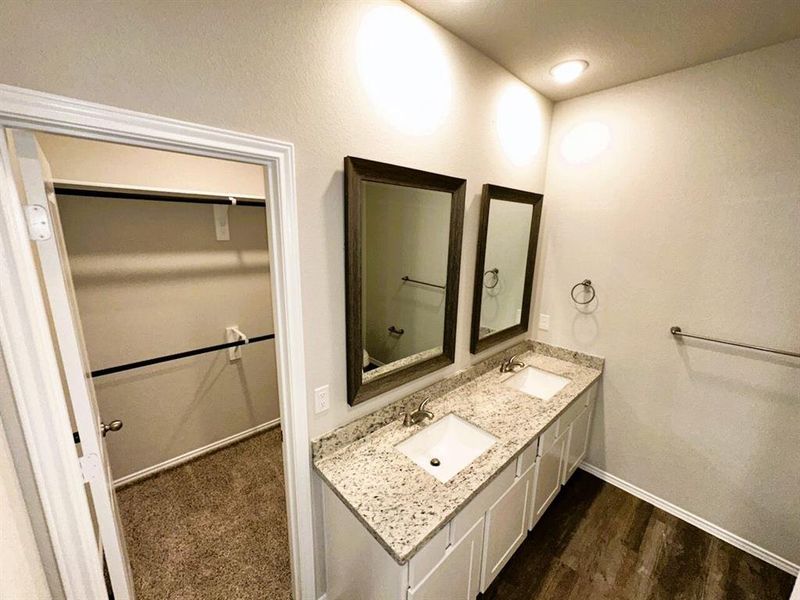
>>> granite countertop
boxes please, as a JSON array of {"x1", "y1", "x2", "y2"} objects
[{"x1": 312, "y1": 341, "x2": 603, "y2": 565}]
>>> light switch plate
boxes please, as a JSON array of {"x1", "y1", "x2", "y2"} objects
[
  {"x1": 538, "y1": 313, "x2": 551, "y2": 331},
  {"x1": 314, "y1": 385, "x2": 330, "y2": 413}
]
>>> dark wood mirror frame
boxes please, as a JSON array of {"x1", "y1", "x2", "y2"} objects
[
  {"x1": 345, "y1": 157, "x2": 466, "y2": 405},
  {"x1": 470, "y1": 184, "x2": 543, "y2": 354}
]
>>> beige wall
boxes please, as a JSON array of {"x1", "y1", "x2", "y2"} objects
[
  {"x1": 0, "y1": 366, "x2": 52, "y2": 599},
  {"x1": 0, "y1": 1, "x2": 552, "y2": 440},
  {"x1": 537, "y1": 39, "x2": 800, "y2": 565},
  {"x1": 0, "y1": 351, "x2": 63, "y2": 599},
  {"x1": 39, "y1": 133, "x2": 279, "y2": 480},
  {"x1": 0, "y1": 2, "x2": 552, "y2": 594}
]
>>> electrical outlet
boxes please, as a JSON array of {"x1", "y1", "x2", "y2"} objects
[
  {"x1": 538, "y1": 313, "x2": 551, "y2": 331},
  {"x1": 314, "y1": 385, "x2": 330, "y2": 414}
]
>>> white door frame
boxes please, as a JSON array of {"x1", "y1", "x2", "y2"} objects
[{"x1": 0, "y1": 84, "x2": 315, "y2": 599}]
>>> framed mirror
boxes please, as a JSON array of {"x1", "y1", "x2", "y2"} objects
[
  {"x1": 470, "y1": 184, "x2": 543, "y2": 354},
  {"x1": 344, "y1": 157, "x2": 466, "y2": 405}
]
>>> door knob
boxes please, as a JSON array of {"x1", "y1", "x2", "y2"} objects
[{"x1": 101, "y1": 420, "x2": 123, "y2": 437}]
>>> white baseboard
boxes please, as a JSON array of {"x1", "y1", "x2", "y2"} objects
[
  {"x1": 114, "y1": 418, "x2": 280, "y2": 488},
  {"x1": 317, "y1": 594, "x2": 328, "y2": 600},
  {"x1": 579, "y1": 462, "x2": 799, "y2": 576}
]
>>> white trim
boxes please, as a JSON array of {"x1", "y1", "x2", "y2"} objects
[
  {"x1": 114, "y1": 418, "x2": 281, "y2": 488},
  {"x1": 0, "y1": 126, "x2": 106, "y2": 600},
  {"x1": 52, "y1": 178, "x2": 267, "y2": 201},
  {"x1": 317, "y1": 595, "x2": 328, "y2": 600},
  {"x1": 579, "y1": 462, "x2": 799, "y2": 576},
  {"x1": 0, "y1": 84, "x2": 315, "y2": 599}
]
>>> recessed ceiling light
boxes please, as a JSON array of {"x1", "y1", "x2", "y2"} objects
[{"x1": 549, "y1": 60, "x2": 589, "y2": 84}]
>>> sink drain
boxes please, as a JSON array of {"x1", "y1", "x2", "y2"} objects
[{"x1": 430, "y1": 458, "x2": 441, "y2": 467}]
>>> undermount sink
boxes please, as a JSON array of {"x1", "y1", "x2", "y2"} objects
[
  {"x1": 504, "y1": 366, "x2": 570, "y2": 400},
  {"x1": 395, "y1": 414, "x2": 497, "y2": 483}
]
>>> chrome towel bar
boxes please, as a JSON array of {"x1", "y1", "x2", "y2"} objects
[
  {"x1": 670, "y1": 326, "x2": 800, "y2": 358},
  {"x1": 401, "y1": 275, "x2": 445, "y2": 290}
]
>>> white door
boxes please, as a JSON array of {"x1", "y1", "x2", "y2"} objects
[
  {"x1": 480, "y1": 468, "x2": 533, "y2": 592},
  {"x1": 563, "y1": 400, "x2": 594, "y2": 483},
  {"x1": 9, "y1": 129, "x2": 135, "y2": 600},
  {"x1": 529, "y1": 433, "x2": 566, "y2": 531},
  {"x1": 408, "y1": 517, "x2": 485, "y2": 600}
]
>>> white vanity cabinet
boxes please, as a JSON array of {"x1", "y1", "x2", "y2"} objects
[
  {"x1": 408, "y1": 516, "x2": 484, "y2": 600},
  {"x1": 322, "y1": 381, "x2": 599, "y2": 600},
  {"x1": 480, "y1": 457, "x2": 535, "y2": 591},
  {"x1": 528, "y1": 420, "x2": 566, "y2": 531},
  {"x1": 561, "y1": 385, "x2": 597, "y2": 484},
  {"x1": 528, "y1": 382, "x2": 597, "y2": 531}
]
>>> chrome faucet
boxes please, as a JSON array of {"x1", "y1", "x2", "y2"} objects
[
  {"x1": 499, "y1": 353, "x2": 526, "y2": 373},
  {"x1": 403, "y1": 398, "x2": 434, "y2": 427}
]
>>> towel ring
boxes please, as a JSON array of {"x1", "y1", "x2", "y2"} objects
[
  {"x1": 570, "y1": 279, "x2": 596, "y2": 305},
  {"x1": 483, "y1": 268, "x2": 499, "y2": 289}
]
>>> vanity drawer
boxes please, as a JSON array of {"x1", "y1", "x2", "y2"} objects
[
  {"x1": 516, "y1": 439, "x2": 538, "y2": 475},
  {"x1": 450, "y1": 458, "x2": 516, "y2": 542},
  {"x1": 408, "y1": 522, "x2": 451, "y2": 588}
]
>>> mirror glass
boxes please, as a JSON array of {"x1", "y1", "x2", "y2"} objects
[
  {"x1": 362, "y1": 182, "x2": 451, "y2": 381},
  {"x1": 471, "y1": 184, "x2": 543, "y2": 354},
  {"x1": 478, "y1": 199, "x2": 533, "y2": 338},
  {"x1": 345, "y1": 157, "x2": 465, "y2": 405}
]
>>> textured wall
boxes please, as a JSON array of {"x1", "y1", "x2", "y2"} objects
[
  {"x1": 0, "y1": 0, "x2": 552, "y2": 437},
  {"x1": 0, "y1": 2, "x2": 552, "y2": 595},
  {"x1": 0, "y1": 361, "x2": 52, "y2": 599},
  {"x1": 38, "y1": 134, "x2": 279, "y2": 480},
  {"x1": 537, "y1": 39, "x2": 800, "y2": 565}
]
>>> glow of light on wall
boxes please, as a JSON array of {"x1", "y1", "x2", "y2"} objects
[
  {"x1": 496, "y1": 83, "x2": 543, "y2": 166},
  {"x1": 357, "y1": 6, "x2": 452, "y2": 135},
  {"x1": 560, "y1": 121, "x2": 611, "y2": 164}
]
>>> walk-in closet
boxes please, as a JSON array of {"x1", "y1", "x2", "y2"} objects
[{"x1": 36, "y1": 132, "x2": 291, "y2": 599}]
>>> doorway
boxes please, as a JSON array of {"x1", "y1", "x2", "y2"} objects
[{"x1": 0, "y1": 86, "x2": 314, "y2": 599}]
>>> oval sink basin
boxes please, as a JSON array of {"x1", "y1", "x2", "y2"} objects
[
  {"x1": 395, "y1": 414, "x2": 497, "y2": 483},
  {"x1": 504, "y1": 366, "x2": 570, "y2": 400}
]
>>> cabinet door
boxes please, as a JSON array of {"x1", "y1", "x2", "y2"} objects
[
  {"x1": 480, "y1": 468, "x2": 533, "y2": 592},
  {"x1": 408, "y1": 516, "x2": 484, "y2": 600},
  {"x1": 563, "y1": 400, "x2": 594, "y2": 484},
  {"x1": 529, "y1": 434, "x2": 566, "y2": 531}
]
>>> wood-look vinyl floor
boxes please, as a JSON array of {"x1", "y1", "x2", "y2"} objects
[{"x1": 481, "y1": 470, "x2": 794, "y2": 600}]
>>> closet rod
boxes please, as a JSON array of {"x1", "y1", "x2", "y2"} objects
[
  {"x1": 53, "y1": 183, "x2": 267, "y2": 207},
  {"x1": 91, "y1": 333, "x2": 274, "y2": 378}
]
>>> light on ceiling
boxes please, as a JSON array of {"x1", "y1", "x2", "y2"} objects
[{"x1": 549, "y1": 60, "x2": 589, "y2": 84}]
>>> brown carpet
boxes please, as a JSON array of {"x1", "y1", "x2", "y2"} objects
[{"x1": 116, "y1": 428, "x2": 291, "y2": 600}]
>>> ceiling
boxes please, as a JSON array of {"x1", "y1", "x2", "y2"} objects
[{"x1": 404, "y1": 0, "x2": 800, "y2": 101}]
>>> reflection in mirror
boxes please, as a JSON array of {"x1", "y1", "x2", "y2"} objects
[
  {"x1": 362, "y1": 182, "x2": 450, "y2": 381},
  {"x1": 471, "y1": 184, "x2": 542, "y2": 354},
  {"x1": 345, "y1": 157, "x2": 465, "y2": 405},
  {"x1": 479, "y1": 199, "x2": 533, "y2": 338}
]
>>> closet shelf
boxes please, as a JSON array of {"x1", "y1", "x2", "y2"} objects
[
  {"x1": 91, "y1": 333, "x2": 275, "y2": 378},
  {"x1": 53, "y1": 181, "x2": 267, "y2": 207}
]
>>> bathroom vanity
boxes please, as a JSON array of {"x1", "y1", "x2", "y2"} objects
[{"x1": 313, "y1": 342, "x2": 602, "y2": 600}]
